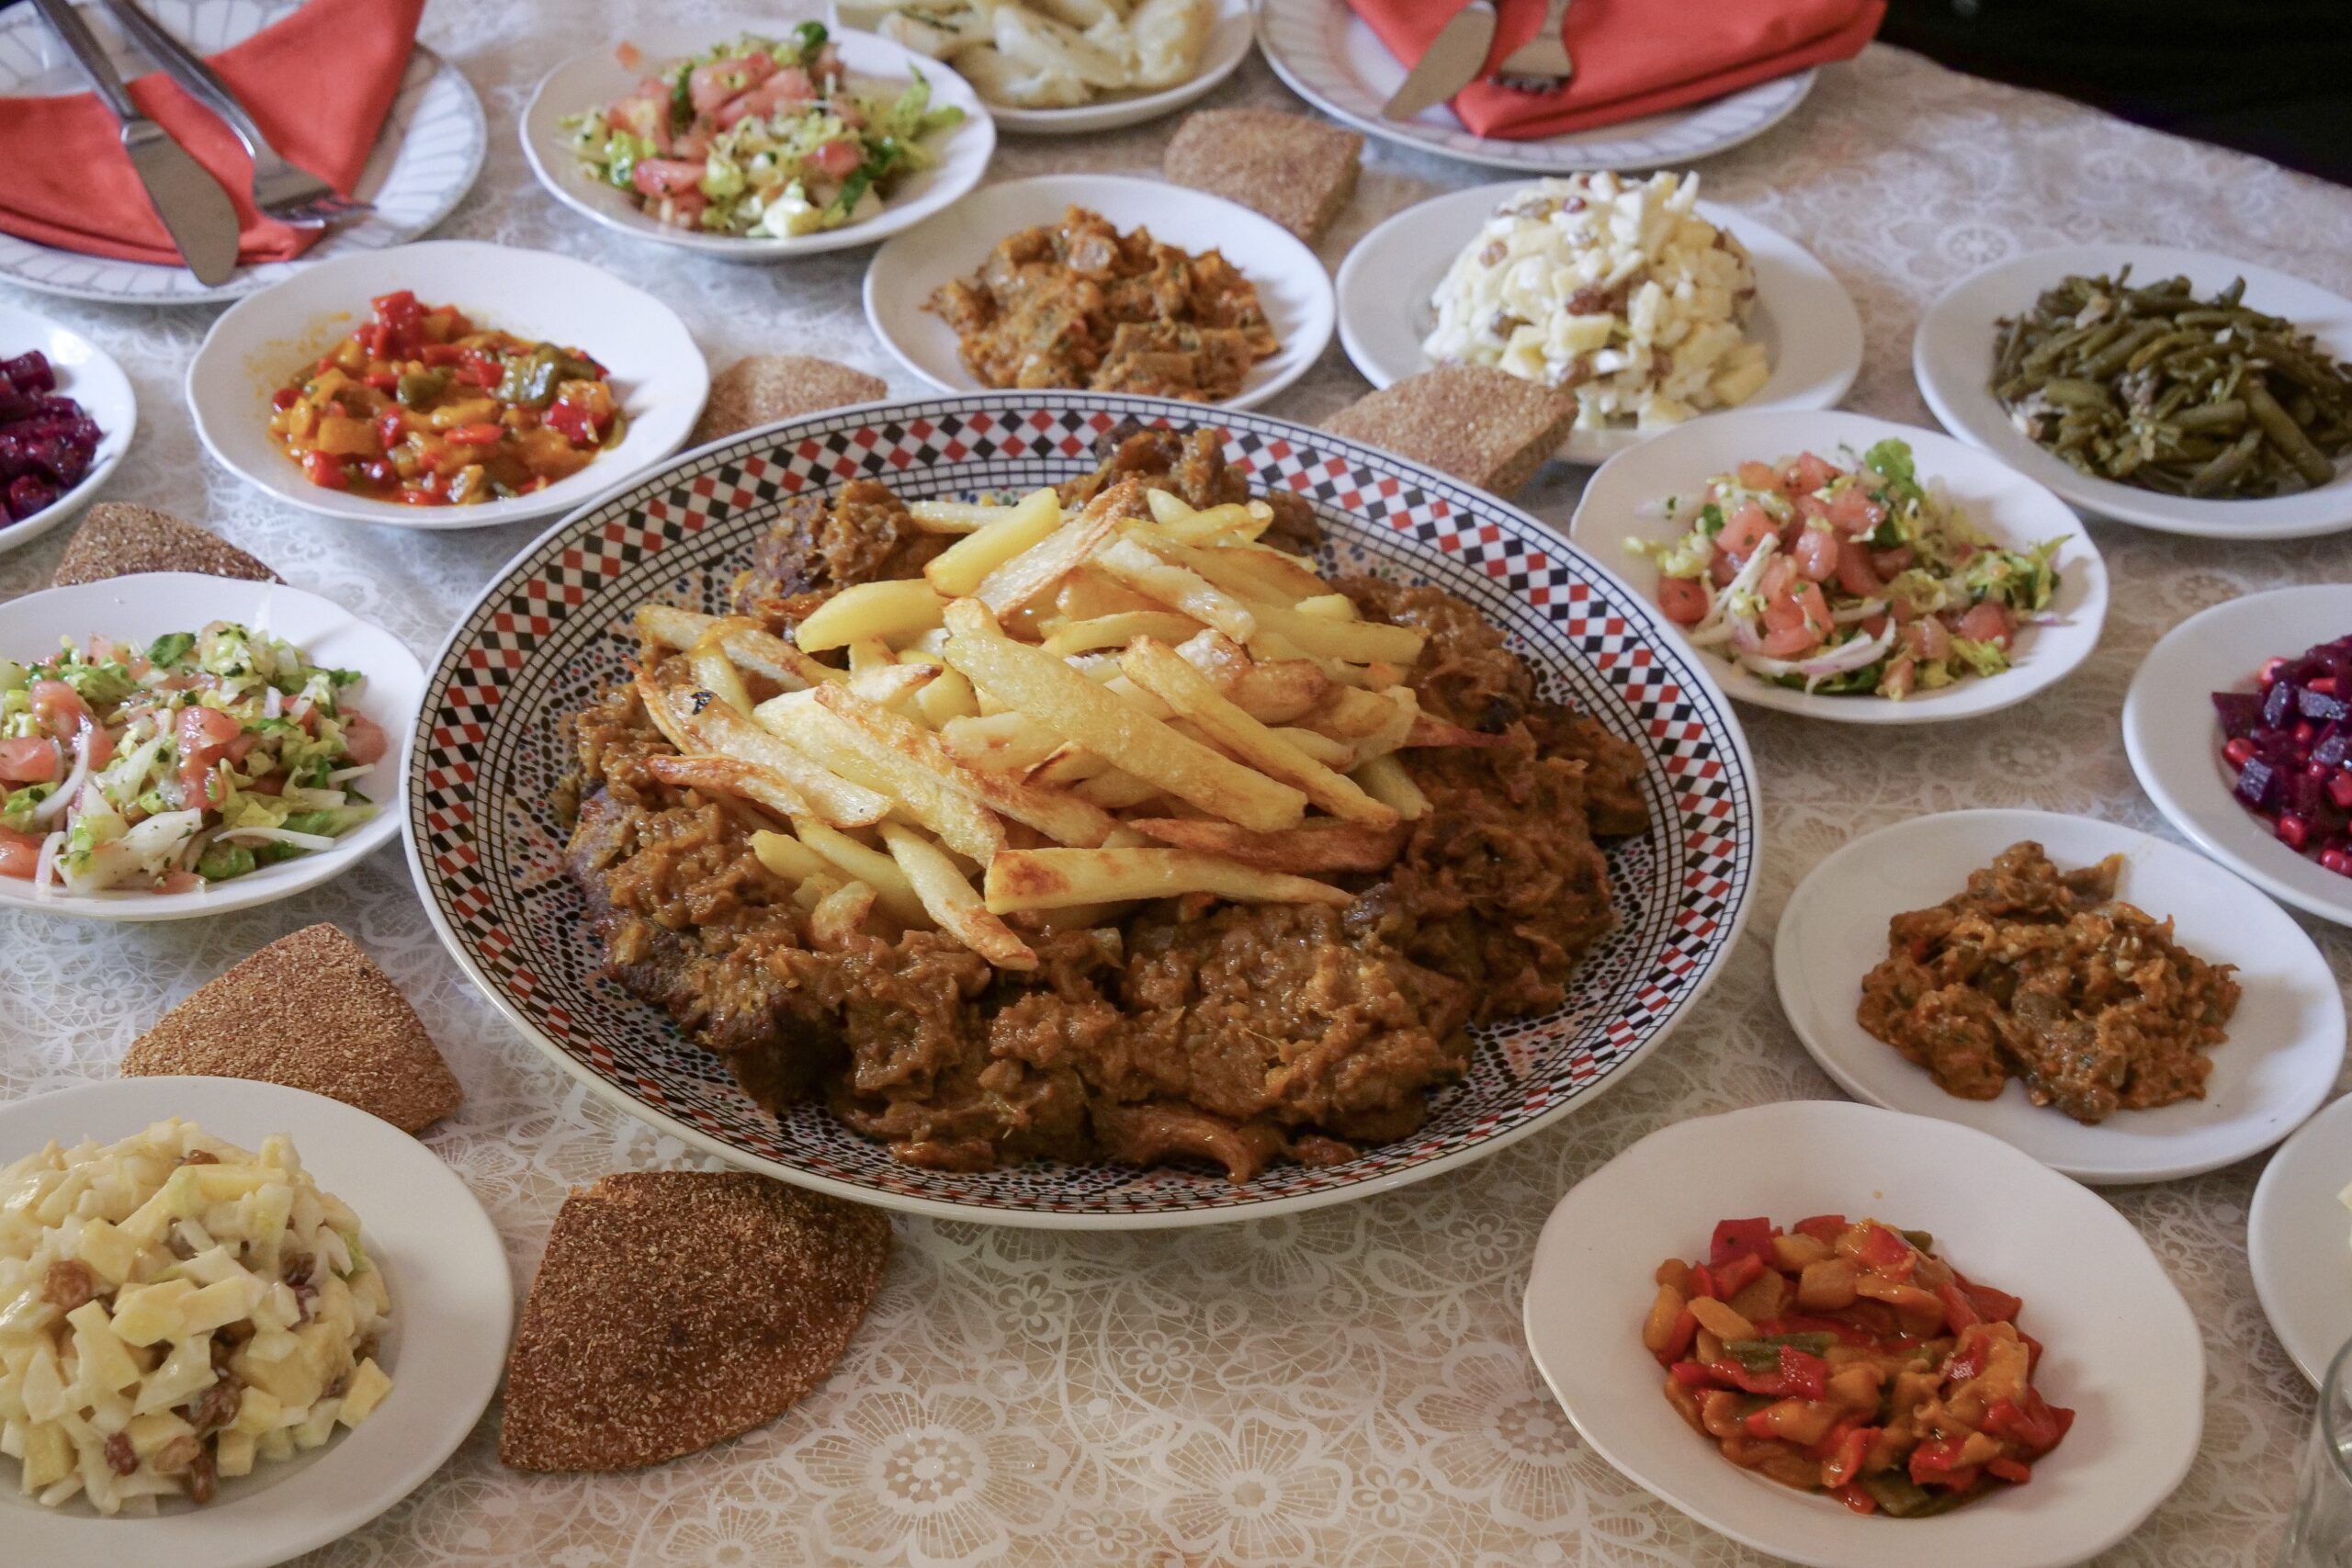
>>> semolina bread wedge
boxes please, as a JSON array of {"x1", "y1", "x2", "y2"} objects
[
  {"x1": 1322, "y1": 367, "x2": 1579, "y2": 496},
  {"x1": 1163, "y1": 108, "x2": 1363, "y2": 245},
  {"x1": 691, "y1": 355, "x2": 890, "y2": 446},
  {"x1": 52, "y1": 503, "x2": 280, "y2": 588}
]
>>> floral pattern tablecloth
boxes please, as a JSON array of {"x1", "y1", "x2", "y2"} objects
[{"x1": 4, "y1": 8, "x2": 2350, "y2": 1562}]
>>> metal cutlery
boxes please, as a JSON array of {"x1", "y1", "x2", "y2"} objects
[
  {"x1": 1496, "y1": 0, "x2": 1574, "y2": 92},
  {"x1": 1381, "y1": 0, "x2": 1497, "y2": 122},
  {"x1": 30, "y1": 0, "x2": 241, "y2": 284},
  {"x1": 97, "y1": 0, "x2": 374, "y2": 229}
]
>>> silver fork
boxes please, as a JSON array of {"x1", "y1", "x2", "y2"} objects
[
  {"x1": 96, "y1": 0, "x2": 375, "y2": 228},
  {"x1": 1495, "y1": 0, "x2": 1573, "y2": 91}
]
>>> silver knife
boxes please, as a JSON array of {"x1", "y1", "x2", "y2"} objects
[
  {"x1": 1381, "y1": 0, "x2": 1498, "y2": 122},
  {"x1": 30, "y1": 0, "x2": 241, "y2": 285}
]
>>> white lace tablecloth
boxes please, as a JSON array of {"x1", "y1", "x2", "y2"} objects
[{"x1": 5, "y1": 10, "x2": 2350, "y2": 1562}]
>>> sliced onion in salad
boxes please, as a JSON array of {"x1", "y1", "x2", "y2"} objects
[
  {"x1": 29, "y1": 729, "x2": 89, "y2": 827},
  {"x1": 1734, "y1": 619, "x2": 1899, "y2": 692},
  {"x1": 215, "y1": 825, "x2": 341, "y2": 852}
]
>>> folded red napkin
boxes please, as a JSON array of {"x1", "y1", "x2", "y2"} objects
[
  {"x1": 1347, "y1": 0, "x2": 1883, "y2": 141},
  {"x1": 0, "y1": 0, "x2": 423, "y2": 267}
]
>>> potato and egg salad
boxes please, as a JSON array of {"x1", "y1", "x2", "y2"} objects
[{"x1": 0, "y1": 1121, "x2": 390, "y2": 1513}]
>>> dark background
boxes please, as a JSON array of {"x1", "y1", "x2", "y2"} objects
[{"x1": 1883, "y1": 0, "x2": 2352, "y2": 186}]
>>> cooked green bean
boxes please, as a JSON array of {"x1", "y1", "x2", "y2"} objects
[{"x1": 1991, "y1": 267, "x2": 2352, "y2": 499}]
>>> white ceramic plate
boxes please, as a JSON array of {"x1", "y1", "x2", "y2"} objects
[
  {"x1": 1337, "y1": 183, "x2": 1861, "y2": 465},
  {"x1": 1571, "y1": 410, "x2": 2107, "y2": 724},
  {"x1": 0, "y1": 1076, "x2": 509, "y2": 1568},
  {"x1": 864, "y1": 174, "x2": 1336, "y2": 412},
  {"x1": 2125, "y1": 585, "x2": 2352, "y2": 928},
  {"x1": 1914, "y1": 245, "x2": 2352, "y2": 541},
  {"x1": 1774, "y1": 808, "x2": 2344, "y2": 1183},
  {"x1": 186, "y1": 241, "x2": 708, "y2": 530},
  {"x1": 901, "y1": 0, "x2": 1255, "y2": 134},
  {"x1": 1524, "y1": 1099, "x2": 2204, "y2": 1568},
  {"x1": 0, "y1": 1, "x2": 484, "y2": 306},
  {"x1": 1258, "y1": 0, "x2": 1815, "y2": 173},
  {"x1": 519, "y1": 21, "x2": 993, "y2": 260},
  {"x1": 2249, "y1": 1090, "x2": 2352, "y2": 1386},
  {"x1": 0, "y1": 299, "x2": 136, "y2": 557},
  {"x1": 0, "y1": 573, "x2": 422, "y2": 921}
]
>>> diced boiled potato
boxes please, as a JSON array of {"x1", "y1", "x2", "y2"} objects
[
  {"x1": 339, "y1": 1358, "x2": 392, "y2": 1427},
  {"x1": 258, "y1": 1427, "x2": 294, "y2": 1463},
  {"x1": 232, "y1": 1387, "x2": 282, "y2": 1438},
  {"x1": 77, "y1": 1218, "x2": 139, "y2": 1287},
  {"x1": 131, "y1": 1337, "x2": 215, "y2": 1416},
  {"x1": 294, "y1": 1398, "x2": 342, "y2": 1450},
  {"x1": 233, "y1": 1342, "x2": 322, "y2": 1410},
  {"x1": 123, "y1": 1409, "x2": 193, "y2": 1459},
  {"x1": 19, "y1": 1342, "x2": 66, "y2": 1424},
  {"x1": 215, "y1": 1428, "x2": 256, "y2": 1478},
  {"x1": 19, "y1": 1421, "x2": 71, "y2": 1490},
  {"x1": 65, "y1": 1303, "x2": 142, "y2": 1393},
  {"x1": 107, "y1": 1279, "x2": 196, "y2": 1348},
  {"x1": 178, "y1": 1278, "x2": 253, "y2": 1338}
]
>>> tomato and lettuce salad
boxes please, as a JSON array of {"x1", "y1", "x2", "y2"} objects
[
  {"x1": 1630, "y1": 441, "x2": 2064, "y2": 699},
  {"x1": 0, "y1": 625, "x2": 390, "y2": 896},
  {"x1": 566, "y1": 24, "x2": 966, "y2": 238}
]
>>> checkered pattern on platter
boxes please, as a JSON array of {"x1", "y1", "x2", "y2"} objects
[{"x1": 403, "y1": 392, "x2": 1759, "y2": 1224}]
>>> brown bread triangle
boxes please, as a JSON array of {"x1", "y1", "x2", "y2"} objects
[
  {"x1": 120, "y1": 924, "x2": 460, "y2": 1134},
  {"x1": 499, "y1": 1171, "x2": 890, "y2": 1472},
  {"x1": 52, "y1": 503, "x2": 280, "y2": 588},
  {"x1": 691, "y1": 355, "x2": 889, "y2": 446},
  {"x1": 1323, "y1": 367, "x2": 1579, "y2": 496}
]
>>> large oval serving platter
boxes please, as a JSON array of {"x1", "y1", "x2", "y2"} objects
[{"x1": 403, "y1": 392, "x2": 1761, "y2": 1225}]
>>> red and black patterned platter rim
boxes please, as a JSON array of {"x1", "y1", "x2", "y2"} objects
[{"x1": 401, "y1": 391, "x2": 1760, "y2": 1225}]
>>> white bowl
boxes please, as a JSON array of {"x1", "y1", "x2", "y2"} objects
[
  {"x1": 0, "y1": 573, "x2": 423, "y2": 921},
  {"x1": 0, "y1": 297, "x2": 136, "y2": 557},
  {"x1": 2124, "y1": 585, "x2": 2352, "y2": 928},
  {"x1": 2249, "y1": 1090, "x2": 2352, "y2": 1387},
  {"x1": 0, "y1": 1076, "x2": 509, "y2": 1568},
  {"x1": 1524, "y1": 1099, "x2": 2204, "y2": 1568},
  {"x1": 1774, "y1": 807, "x2": 2343, "y2": 1183},
  {"x1": 1570, "y1": 410, "x2": 2108, "y2": 724},
  {"x1": 1336, "y1": 182, "x2": 1862, "y2": 465},
  {"x1": 187, "y1": 241, "x2": 707, "y2": 530},
  {"x1": 963, "y1": 0, "x2": 1254, "y2": 134},
  {"x1": 520, "y1": 21, "x2": 994, "y2": 260},
  {"x1": 863, "y1": 174, "x2": 1337, "y2": 412},
  {"x1": 1914, "y1": 245, "x2": 2352, "y2": 541}
]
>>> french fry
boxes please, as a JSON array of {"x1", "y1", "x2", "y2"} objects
[
  {"x1": 758, "y1": 693, "x2": 1006, "y2": 861},
  {"x1": 1167, "y1": 539, "x2": 1330, "y2": 604},
  {"x1": 1247, "y1": 600, "x2": 1424, "y2": 667},
  {"x1": 812, "y1": 682, "x2": 1116, "y2": 847},
  {"x1": 1054, "y1": 566, "x2": 1165, "y2": 622},
  {"x1": 791, "y1": 818, "x2": 929, "y2": 927},
  {"x1": 1352, "y1": 753, "x2": 1430, "y2": 821},
  {"x1": 687, "y1": 634, "x2": 757, "y2": 718},
  {"x1": 846, "y1": 637, "x2": 896, "y2": 675},
  {"x1": 791, "y1": 870, "x2": 845, "y2": 910},
  {"x1": 904, "y1": 656, "x2": 979, "y2": 726},
  {"x1": 1067, "y1": 769, "x2": 1164, "y2": 809},
  {"x1": 1120, "y1": 638, "x2": 1398, "y2": 827},
  {"x1": 1040, "y1": 611, "x2": 1204, "y2": 659},
  {"x1": 1028, "y1": 743, "x2": 1110, "y2": 788},
  {"x1": 1405, "y1": 712, "x2": 1511, "y2": 750},
  {"x1": 1227, "y1": 662, "x2": 1329, "y2": 725},
  {"x1": 879, "y1": 823, "x2": 1037, "y2": 970},
  {"x1": 984, "y1": 849, "x2": 1352, "y2": 913},
  {"x1": 1091, "y1": 536, "x2": 1258, "y2": 642},
  {"x1": 942, "y1": 710, "x2": 1065, "y2": 773},
  {"x1": 648, "y1": 753, "x2": 815, "y2": 823},
  {"x1": 1308, "y1": 685, "x2": 1412, "y2": 740},
  {"x1": 1146, "y1": 490, "x2": 1272, "y2": 544},
  {"x1": 922, "y1": 487, "x2": 1063, "y2": 595},
  {"x1": 794, "y1": 579, "x2": 948, "y2": 653},
  {"x1": 844, "y1": 661, "x2": 937, "y2": 708},
  {"x1": 808, "y1": 879, "x2": 877, "y2": 948},
  {"x1": 944, "y1": 597, "x2": 1001, "y2": 638},
  {"x1": 1295, "y1": 592, "x2": 1360, "y2": 622},
  {"x1": 637, "y1": 606, "x2": 840, "y2": 690},
  {"x1": 646, "y1": 671, "x2": 892, "y2": 826},
  {"x1": 1125, "y1": 817, "x2": 1408, "y2": 873},
  {"x1": 1269, "y1": 727, "x2": 1355, "y2": 768},
  {"x1": 1349, "y1": 688, "x2": 1421, "y2": 761},
  {"x1": 909, "y1": 499, "x2": 1018, "y2": 534},
  {"x1": 751, "y1": 828, "x2": 834, "y2": 886},
  {"x1": 632, "y1": 667, "x2": 702, "y2": 753},
  {"x1": 973, "y1": 483, "x2": 1136, "y2": 614}
]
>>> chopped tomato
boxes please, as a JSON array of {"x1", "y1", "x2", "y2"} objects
[
  {"x1": 341, "y1": 713, "x2": 390, "y2": 766},
  {"x1": 1834, "y1": 538, "x2": 1883, "y2": 598},
  {"x1": 1735, "y1": 460, "x2": 1779, "y2": 491},
  {"x1": 1782, "y1": 451, "x2": 1838, "y2": 494},
  {"x1": 0, "y1": 736, "x2": 60, "y2": 784},
  {"x1": 1792, "y1": 525, "x2": 1839, "y2": 582},
  {"x1": 1826, "y1": 484, "x2": 1886, "y2": 535},
  {"x1": 0, "y1": 827, "x2": 43, "y2": 880},
  {"x1": 1717, "y1": 503, "x2": 1777, "y2": 562},
  {"x1": 1958, "y1": 601, "x2": 2015, "y2": 648},
  {"x1": 811, "y1": 138, "x2": 865, "y2": 179},
  {"x1": 1657, "y1": 577, "x2": 1710, "y2": 626},
  {"x1": 631, "y1": 158, "x2": 707, "y2": 197}
]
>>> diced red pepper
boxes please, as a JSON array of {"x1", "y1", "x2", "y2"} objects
[
  {"x1": 1710, "y1": 1218, "x2": 1778, "y2": 1269},
  {"x1": 1986, "y1": 1456, "x2": 2033, "y2": 1484},
  {"x1": 271, "y1": 387, "x2": 300, "y2": 411},
  {"x1": 376, "y1": 411, "x2": 406, "y2": 449},
  {"x1": 1943, "y1": 1338, "x2": 1986, "y2": 1385},
  {"x1": 397, "y1": 487, "x2": 436, "y2": 505},
  {"x1": 1909, "y1": 1437, "x2": 1971, "y2": 1484},
  {"x1": 1831, "y1": 1483, "x2": 1878, "y2": 1516},
  {"x1": 1712, "y1": 1253, "x2": 1767, "y2": 1298},
  {"x1": 1707, "y1": 1346, "x2": 1827, "y2": 1401},
  {"x1": 453, "y1": 349, "x2": 501, "y2": 388},
  {"x1": 2021, "y1": 1330, "x2": 2043, "y2": 1371},
  {"x1": 448, "y1": 423, "x2": 505, "y2": 446},
  {"x1": 1962, "y1": 1277, "x2": 2023, "y2": 1324},
  {"x1": 546, "y1": 396, "x2": 602, "y2": 446},
  {"x1": 1688, "y1": 1263, "x2": 1718, "y2": 1302},
  {"x1": 361, "y1": 370, "x2": 400, "y2": 391},
  {"x1": 1667, "y1": 1359, "x2": 1716, "y2": 1388},
  {"x1": 421, "y1": 343, "x2": 466, "y2": 367},
  {"x1": 1984, "y1": 1391, "x2": 2074, "y2": 1455},
  {"x1": 301, "y1": 450, "x2": 347, "y2": 491},
  {"x1": 1859, "y1": 1223, "x2": 1917, "y2": 1279},
  {"x1": 1936, "y1": 1280, "x2": 1981, "y2": 1332},
  {"x1": 1793, "y1": 1214, "x2": 1848, "y2": 1243},
  {"x1": 1655, "y1": 1307, "x2": 1698, "y2": 1366},
  {"x1": 1819, "y1": 1423, "x2": 1878, "y2": 1487}
]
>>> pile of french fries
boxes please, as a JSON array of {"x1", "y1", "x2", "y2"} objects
[{"x1": 631, "y1": 477, "x2": 1498, "y2": 973}]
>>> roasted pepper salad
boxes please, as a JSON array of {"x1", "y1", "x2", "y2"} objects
[
  {"x1": 1630, "y1": 439, "x2": 2064, "y2": 699},
  {"x1": 564, "y1": 24, "x2": 966, "y2": 237},
  {"x1": 0, "y1": 626, "x2": 389, "y2": 895},
  {"x1": 1646, "y1": 1216, "x2": 2075, "y2": 1517},
  {"x1": 268, "y1": 290, "x2": 623, "y2": 506}
]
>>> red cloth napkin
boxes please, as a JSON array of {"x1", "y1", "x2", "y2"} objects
[
  {"x1": 1347, "y1": 0, "x2": 1883, "y2": 141},
  {"x1": 0, "y1": 0, "x2": 423, "y2": 267}
]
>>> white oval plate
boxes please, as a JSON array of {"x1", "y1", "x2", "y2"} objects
[
  {"x1": 1571, "y1": 410, "x2": 2107, "y2": 724},
  {"x1": 0, "y1": 1, "x2": 484, "y2": 306},
  {"x1": 1914, "y1": 245, "x2": 2352, "y2": 541},
  {"x1": 1774, "y1": 808, "x2": 2344, "y2": 1183},
  {"x1": 0, "y1": 573, "x2": 422, "y2": 922},
  {"x1": 2249, "y1": 1090, "x2": 2352, "y2": 1386},
  {"x1": 864, "y1": 174, "x2": 1336, "y2": 412},
  {"x1": 0, "y1": 1076, "x2": 509, "y2": 1568},
  {"x1": 187, "y1": 241, "x2": 708, "y2": 531},
  {"x1": 1258, "y1": 0, "x2": 1815, "y2": 173},
  {"x1": 2125, "y1": 585, "x2": 2352, "y2": 928},
  {"x1": 967, "y1": 0, "x2": 1253, "y2": 134},
  {"x1": 0, "y1": 298, "x2": 136, "y2": 557},
  {"x1": 1338, "y1": 183, "x2": 1861, "y2": 465},
  {"x1": 519, "y1": 22, "x2": 994, "y2": 260},
  {"x1": 1524, "y1": 1099, "x2": 2203, "y2": 1568}
]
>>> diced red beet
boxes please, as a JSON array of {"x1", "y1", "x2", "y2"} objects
[
  {"x1": 2265, "y1": 680, "x2": 2297, "y2": 728},
  {"x1": 2214, "y1": 691, "x2": 2267, "y2": 739},
  {"x1": 2, "y1": 350, "x2": 53, "y2": 393},
  {"x1": 4, "y1": 472, "x2": 58, "y2": 521},
  {"x1": 2303, "y1": 687, "x2": 2352, "y2": 724},
  {"x1": 2235, "y1": 755, "x2": 2277, "y2": 809}
]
